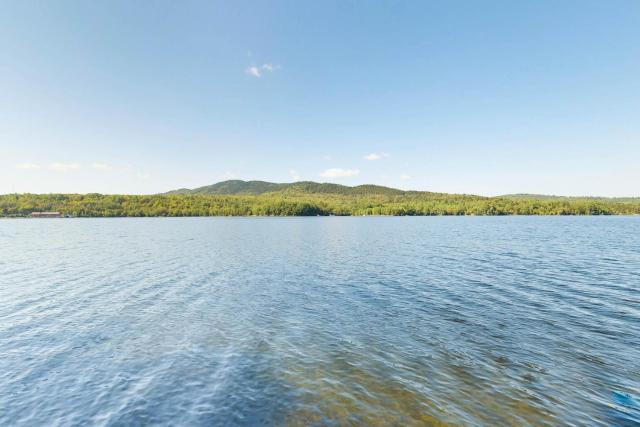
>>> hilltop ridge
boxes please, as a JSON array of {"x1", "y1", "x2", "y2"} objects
[
  {"x1": 164, "y1": 180, "x2": 410, "y2": 196},
  {"x1": 164, "y1": 180, "x2": 640, "y2": 202}
]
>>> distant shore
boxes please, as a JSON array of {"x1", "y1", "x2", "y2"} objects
[
  {"x1": 2, "y1": 192, "x2": 639, "y2": 217},
  {"x1": 3, "y1": 214, "x2": 640, "y2": 219}
]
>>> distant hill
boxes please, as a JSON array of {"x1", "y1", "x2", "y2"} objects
[
  {"x1": 165, "y1": 180, "x2": 408, "y2": 196},
  {"x1": 166, "y1": 180, "x2": 287, "y2": 195},
  {"x1": 166, "y1": 181, "x2": 640, "y2": 202}
]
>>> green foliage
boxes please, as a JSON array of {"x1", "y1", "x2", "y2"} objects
[
  {"x1": 501, "y1": 194, "x2": 640, "y2": 203},
  {"x1": 163, "y1": 180, "x2": 405, "y2": 196},
  {"x1": 166, "y1": 180, "x2": 290, "y2": 195},
  {"x1": 1, "y1": 191, "x2": 639, "y2": 217}
]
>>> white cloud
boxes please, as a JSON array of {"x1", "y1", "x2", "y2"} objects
[
  {"x1": 92, "y1": 163, "x2": 112, "y2": 171},
  {"x1": 289, "y1": 169, "x2": 301, "y2": 181},
  {"x1": 401, "y1": 174, "x2": 411, "y2": 180},
  {"x1": 136, "y1": 172, "x2": 150, "y2": 180},
  {"x1": 321, "y1": 155, "x2": 333, "y2": 161},
  {"x1": 246, "y1": 66, "x2": 261, "y2": 78},
  {"x1": 245, "y1": 63, "x2": 280, "y2": 78},
  {"x1": 320, "y1": 168, "x2": 360, "y2": 178},
  {"x1": 16, "y1": 162, "x2": 40, "y2": 170},
  {"x1": 48, "y1": 162, "x2": 80, "y2": 172},
  {"x1": 364, "y1": 152, "x2": 389, "y2": 161}
]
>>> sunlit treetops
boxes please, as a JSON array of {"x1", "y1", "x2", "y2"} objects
[{"x1": 2, "y1": 181, "x2": 638, "y2": 217}]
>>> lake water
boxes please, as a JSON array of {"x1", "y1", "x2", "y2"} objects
[{"x1": 1, "y1": 217, "x2": 639, "y2": 426}]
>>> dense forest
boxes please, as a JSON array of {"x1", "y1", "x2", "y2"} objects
[
  {"x1": 2, "y1": 181, "x2": 639, "y2": 217},
  {"x1": 165, "y1": 180, "x2": 409, "y2": 196}
]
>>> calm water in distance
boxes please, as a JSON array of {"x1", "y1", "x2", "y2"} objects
[{"x1": 1, "y1": 217, "x2": 639, "y2": 426}]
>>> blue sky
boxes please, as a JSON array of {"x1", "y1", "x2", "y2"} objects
[{"x1": 2, "y1": 1, "x2": 639, "y2": 196}]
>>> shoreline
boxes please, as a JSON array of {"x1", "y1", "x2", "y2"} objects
[{"x1": 3, "y1": 213, "x2": 639, "y2": 219}]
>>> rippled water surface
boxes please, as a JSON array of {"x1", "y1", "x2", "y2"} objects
[{"x1": 1, "y1": 217, "x2": 639, "y2": 426}]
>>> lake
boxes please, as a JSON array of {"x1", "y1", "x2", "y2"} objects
[{"x1": 1, "y1": 217, "x2": 639, "y2": 426}]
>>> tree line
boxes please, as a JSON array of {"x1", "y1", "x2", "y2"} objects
[{"x1": 1, "y1": 193, "x2": 639, "y2": 217}]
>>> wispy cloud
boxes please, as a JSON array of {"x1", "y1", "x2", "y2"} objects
[
  {"x1": 246, "y1": 66, "x2": 261, "y2": 78},
  {"x1": 16, "y1": 162, "x2": 41, "y2": 170},
  {"x1": 289, "y1": 169, "x2": 301, "y2": 181},
  {"x1": 364, "y1": 152, "x2": 389, "y2": 161},
  {"x1": 261, "y1": 63, "x2": 279, "y2": 72},
  {"x1": 400, "y1": 174, "x2": 411, "y2": 180},
  {"x1": 245, "y1": 63, "x2": 281, "y2": 78},
  {"x1": 136, "y1": 172, "x2": 150, "y2": 180},
  {"x1": 321, "y1": 155, "x2": 333, "y2": 161},
  {"x1": 17, "y1": 162, "x2": 112, "y2": 172},
  {"x1": 48, "y1": 162, "x2": 80, "y2": 172},
  {"x1": 91, "y1": 163, "x2": 112, "y2": 171},
  {"x1": 320, "y1": 168, "x2": 360, "y2": 178}
]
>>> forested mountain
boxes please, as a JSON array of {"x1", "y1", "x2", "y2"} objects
[
  {"x1": 166, "y1": 180, "x2": 288, "y2": 195},
  {"x1": 165, "y1": 180, "x2": 406, "y2": 196}
]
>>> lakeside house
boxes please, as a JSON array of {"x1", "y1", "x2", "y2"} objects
[{"x1": 31, "y1": 212, "x2": 62, "y2": 218}]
